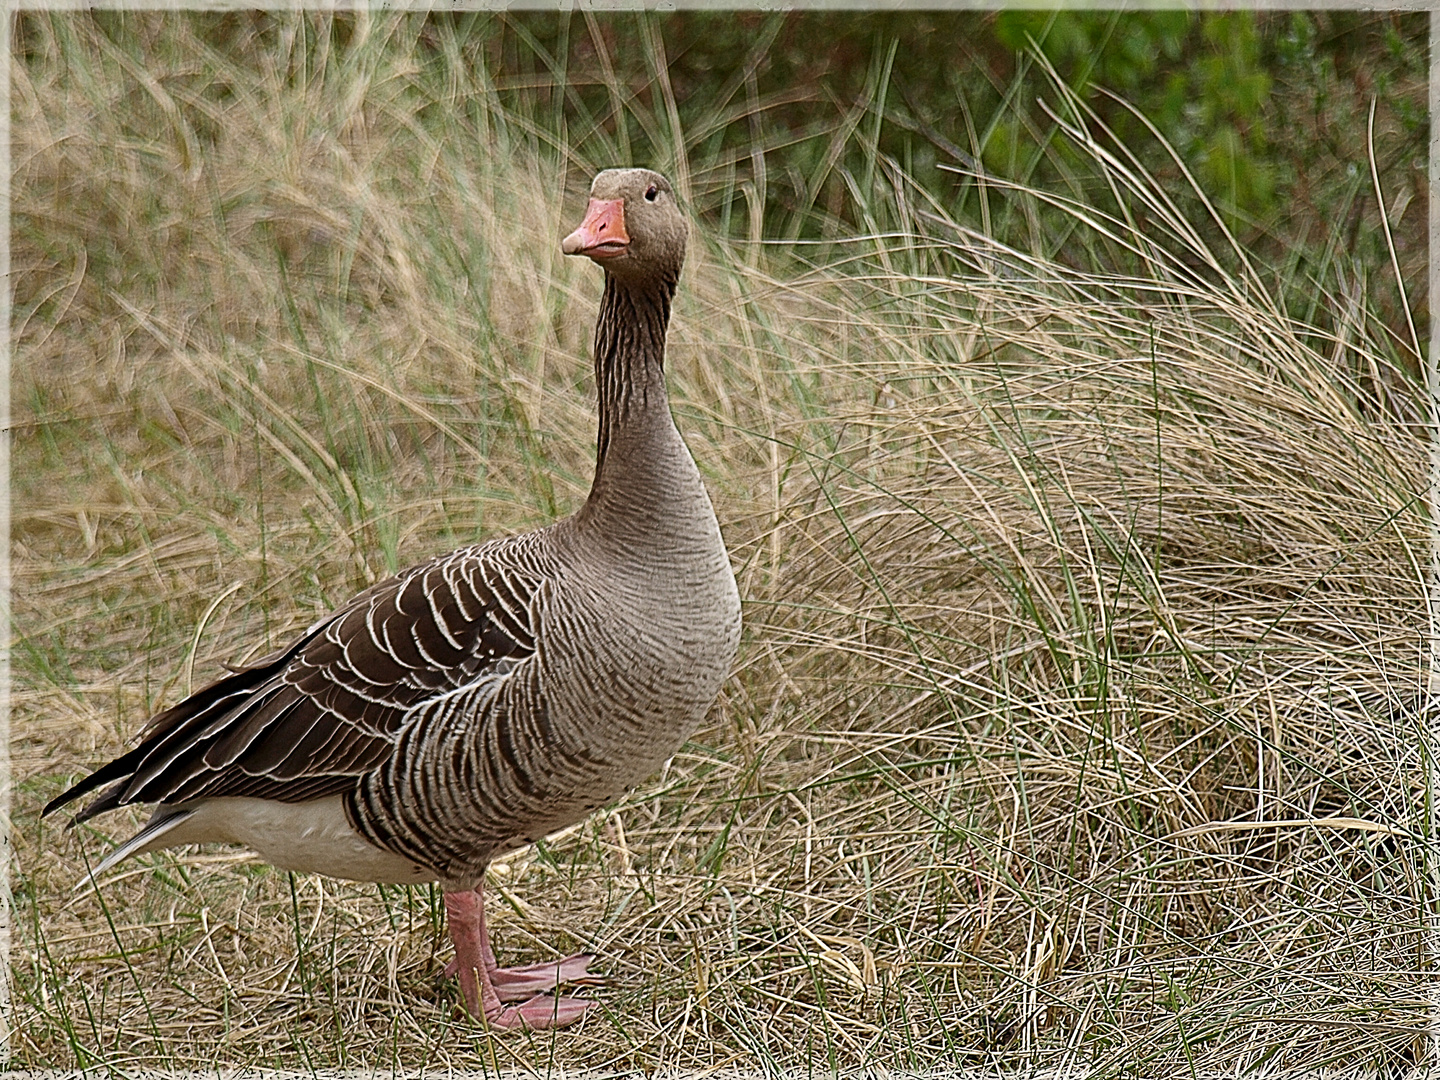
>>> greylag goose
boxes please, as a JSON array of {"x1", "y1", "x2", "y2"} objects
[{"x1": 44, "y1": 168, "x2": 742, "y2": 1030}]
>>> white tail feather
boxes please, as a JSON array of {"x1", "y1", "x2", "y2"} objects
[{"x1": 74, "y1": 809, "x2": 196, "y2": 890}]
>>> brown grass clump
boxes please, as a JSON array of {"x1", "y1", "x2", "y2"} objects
[{"x1": 11, "y1": 11, "x2": 1430, "y2": 1071}]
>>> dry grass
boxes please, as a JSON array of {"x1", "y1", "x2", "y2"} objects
[{"x1": 11, "y1": 11, "x2": 1432, "y2": 1072}]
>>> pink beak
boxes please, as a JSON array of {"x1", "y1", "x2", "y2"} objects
[{"x1": 562, "y1": 198, "x2": 629, "y2": 260}]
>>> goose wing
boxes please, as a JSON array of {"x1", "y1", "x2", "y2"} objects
[{"x1": 44, "y1": 541, "x2": 545, "y2": 821}]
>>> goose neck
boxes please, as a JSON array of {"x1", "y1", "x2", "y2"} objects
[
  {"x1": 591, "y1": 273, "x2": 674, "y2": 463},
  {"x1": 579, "y1": 271, "x2": 699, "y2": 535}
]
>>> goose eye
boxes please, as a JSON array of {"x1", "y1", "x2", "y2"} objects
[{"x1": 644, "y1": 185, "x2": 658, "y2": 202}]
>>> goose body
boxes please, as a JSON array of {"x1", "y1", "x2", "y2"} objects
[{"x1": 46, "y1": 168, "x2": 740, "y2": 1029}]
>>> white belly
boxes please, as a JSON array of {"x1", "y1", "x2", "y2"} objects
[{"x1": 157, "y1": 795, "x2": 436, "y2": 884}]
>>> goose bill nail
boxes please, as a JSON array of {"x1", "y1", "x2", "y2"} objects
[{"x1": 563, "y1": 198, "x2": 629, "y2": 258}]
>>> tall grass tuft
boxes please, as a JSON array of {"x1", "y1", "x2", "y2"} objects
[{"x1": 12, "y1": 11, "x2": 1429, "y2": 1070}]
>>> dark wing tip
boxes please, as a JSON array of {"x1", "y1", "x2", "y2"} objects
[
  {"x1": 43, "y1": 752, "x2": 143, "y2": 818},
  {"x1": 41, "y1": 790, "x2": 74, "y2": 818},
  {"x1": 41, "y1": 635, "x2": 319, "y2": 820}
]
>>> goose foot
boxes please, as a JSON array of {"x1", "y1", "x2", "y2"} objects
[
  {"x1": 444, "y1": 952, "x2": 602, "y2": 1001},
  {"x1": 444, "y1": 884, "x2": 598, "y2": 1029},
  {"x1": 479, "y1": 993, "x2": 597, "y2": 1030}
]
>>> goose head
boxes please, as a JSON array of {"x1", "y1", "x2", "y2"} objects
[{"x1": 562, "y1": 168, "x2": 687, "y2": 285}]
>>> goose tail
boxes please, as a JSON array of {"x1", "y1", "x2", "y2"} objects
[{"x1": 74, "y1": 808, "x2": 197, "y2": 891}]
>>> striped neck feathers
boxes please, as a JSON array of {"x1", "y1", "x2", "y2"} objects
[{"x1": 591, "y1": 270, "x2": 676, "y2": 466}]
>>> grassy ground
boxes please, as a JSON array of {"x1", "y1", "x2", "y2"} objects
[{"x1": 10, "y1": 11, "x2": 1432, "y2": 1072}]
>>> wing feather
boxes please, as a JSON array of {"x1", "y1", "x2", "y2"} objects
[
  {"x1": 43, "y1": 540, "x2": 550, "y2": 821},
  {"x1": 202, "y1": 687, "x2": 306, "y2": 769}
]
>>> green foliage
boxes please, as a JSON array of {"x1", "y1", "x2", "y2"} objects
[
  {"x1": 997, "y1": 12, "x2": 1271, "y2": 218},
  {"x1": 994, "y1": 11, "x2": 1190, "y2": 94}
]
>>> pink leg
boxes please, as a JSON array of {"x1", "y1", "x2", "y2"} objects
[{"x1": 443, "y1": 884, "x2": 598, "y2": 1028}]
